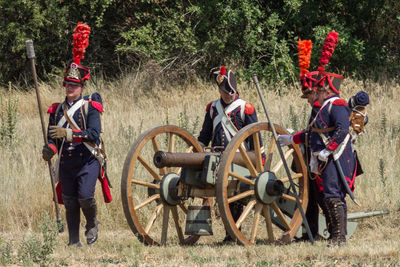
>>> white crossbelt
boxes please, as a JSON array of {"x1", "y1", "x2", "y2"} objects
[
  {"x1": 57, "y1": 100, "x2": 97, "y2": 156},
  {"x1": 57, "y1": 99, "x2": 85, "y2": 128},
  {"x1": 312, "y1": 97, "x2": 350, "y2": 160},
  {"x1": 213, "y1": 99, "x2": 245, "y2": 143}
]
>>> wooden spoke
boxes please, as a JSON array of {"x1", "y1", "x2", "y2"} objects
[
  {"x1": 132, "y1": 179, "x2": 160, "y2": 189},
  {"x1": 134, "y1": 194, "x2": 160, "y2": 210},
  {"x1": 250, "y1": 203, "x2": 263, "y2": 244},
  {"x1": 281, "y1": 193, "x2": 300, "y2": 203},
  {"x1": 236, "y1": 199, "x2": 257, "y2": 228},
  {"x1": 271, "y1": 202, "x2": 291, "y2": 230},
  {"x1": 279, "y1": 173, "x2": 303, "y2": 183},
  {"x1": 121, "y1": 125, "x2": 204, "y2": 246},
  {"x1": 262, "y1": 205, "x2": 274, "y2": 242},
  {"x1": 228, "y1": 190, "x2": 254, "y2": 204},
  {"x1": 145, "y1": 204, "x2": 163, "y2": 233},
  {"x1": 151, "y1": 137, "x2": 167, "y2": 175},
  {"x1": 138, "y1": 155, "x2": 162, "y2": 181},
  {"x1": 272, "y1": 148, "x2": 294, "y2": 174},
  {"x1": 151, "y1": 136, "x2": 161, "y2": 153},
  {"x1": 161, "y1": 205, "x2": 170, "y2": 245},
  {"x1": 252, "y1": 133, "x2": 264, "y2": 173},
  {"x1": 173, "y1": 167, "x2": 182, "y2": 176},
  {"x1": 265, "y1": 138, "x2": 276, "y2": 171},
  {"x1": 239, "y1": 144, "x2": 258, "y2": 177},
  {"x1": 215, "y1": 122, "x2": 308, "y2": 245},
  {"x1": 179, "y1": 203, "x2": 188, "y2": 214},
  {"x1": 171, "y1": 206, "x2": 185, "y2": 244},
  {"x1": 228, "y1": 171, "x2": 255, "y2": 186},
  {"x1": 168, "y1": 133, "x2": 176, "y2": 153}
]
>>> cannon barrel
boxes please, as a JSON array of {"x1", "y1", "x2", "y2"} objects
[
  {"x1": 154, "y1": 150, "x2": 258, "y2": 169},
  {"x1": 347, "y1": 210, "x2": 390, "y2": 220}
]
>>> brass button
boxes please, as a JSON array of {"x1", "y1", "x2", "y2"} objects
[{"x1": 80, "y1": 153, "x2": 83, "y2": 156}]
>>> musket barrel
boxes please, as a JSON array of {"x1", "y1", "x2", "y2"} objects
[{"x1": 153, "y1": 151, "x2": 258, "y2": 169}]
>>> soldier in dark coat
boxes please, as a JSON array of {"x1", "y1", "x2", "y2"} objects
[
  {"x1": 41, "y1": 23, "x2": 108, "y2": 247},
  {"x1": 198, "y1": 66, "x2": 260, "y2": 149},
  {"x1": 279, "y1": 31, "x2": 358, "y2": 245},
  {"x1": 198, "y1": 66, "x2": 264, "y2": 242}
]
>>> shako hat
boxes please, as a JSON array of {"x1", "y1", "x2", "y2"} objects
[
  {"x1": 297, "y1": 39, "x2": 318, "y2": 98},
  {"x1": 315, "y1": 30, "x2": 343, "y2": 94},
  {"x1": 63, "y1": 22, "x2": 91, "y2": 87},
  {"x1": 212, "y1": 66, "x2": 237, "y2": 95}
]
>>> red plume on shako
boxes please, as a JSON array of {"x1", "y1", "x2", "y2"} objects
[
  {"x1": 63, "y1": 22, "x2": 91, "y2": 86},
  {"x1": 297, "y1": 38, "x2": 320, "y2": 98},
  {"x1": 315, "y1": 30, "x2": 343, "y2": 94}
]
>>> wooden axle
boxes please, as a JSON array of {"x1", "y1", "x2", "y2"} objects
[{"x1": 153, "y1": 150, "x2": 258, "y2": 169}]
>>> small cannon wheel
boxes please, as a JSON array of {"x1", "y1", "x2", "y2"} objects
[
  {"x1": 216, "y1": 122, "x2": 308, "y2": 245},
  {"x1": 121, "y1": 125, "x2": 206, "y2": 245}
]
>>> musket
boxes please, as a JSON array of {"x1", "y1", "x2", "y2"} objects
[
  {"x1": 252, "y1": 75, "x2": 315, "y2": 244},
  {"x1": 26, "y1": 40, "x2": 64, "y2": 232}
]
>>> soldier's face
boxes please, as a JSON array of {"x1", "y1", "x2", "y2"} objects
[
  {"x1": 219, "y1": 88, "x2": 236, "y2": 104},
  {"x1": 65, "y1": 83, "x2": 83, "y2": 101},
  {"x1": 306, "y1": 90, "x2": 317, "y2": 106},
  {"x1": 316, "y1": 87, "x2": 332, "y2": 105}
]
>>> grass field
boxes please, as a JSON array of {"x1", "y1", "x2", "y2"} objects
[{"x1": 1, "y1": 75, "x2": 400, "y2": 266}]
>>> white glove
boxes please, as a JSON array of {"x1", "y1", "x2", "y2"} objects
[
  {"x1": 277, "y1": 134, "x2": 294, "y2": 147},
  {"x1": 318, "y1": 149, "x2": 332, "y2": 162}
]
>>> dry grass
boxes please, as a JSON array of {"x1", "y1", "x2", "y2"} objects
[{"x1": 1, "y1": 75, "x2": 400, "y2": 266}]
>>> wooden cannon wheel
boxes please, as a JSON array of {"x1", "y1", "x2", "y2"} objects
[
  {"x1": 121, "y1": 125, "x2": 208, "y2": 245},
  {"x1": 216, "y1": 122, "x2": 308, "y2": 245}
]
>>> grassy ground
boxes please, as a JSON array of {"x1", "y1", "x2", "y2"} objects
[{"x1": 1, "y1": 75, "x2": 400, "y2": 266}]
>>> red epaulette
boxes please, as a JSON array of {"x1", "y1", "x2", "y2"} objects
[
  {"x1": 47, "y1": 103, "x2": 60, "y2": 114},
  {"x1": 89, "y1": 101, "x2": 104, "y2": 112},
  {"x1": 206, "y1": 101, "x2": 212, "y2": 111},
  {"x1": 332, "y1": 99, "x2": 347, "y2": 106},
  {"x1": 244, "y1": 102, "x2": 255, "y2": 115},
  {"x1": 313, "y1": 101, "x2": 321, "y2": 107}
]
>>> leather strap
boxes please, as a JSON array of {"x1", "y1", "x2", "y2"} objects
[
  {"x1": 311, "y1": 126, "x2": 336, "y2": 133},
  {"x1": 63, "y1": 106, "x2": 98, "y2": 149}
]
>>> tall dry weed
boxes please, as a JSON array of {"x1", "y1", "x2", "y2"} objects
[{"x1": 0, "y1": 74, "x2": 400, "y2": 265}]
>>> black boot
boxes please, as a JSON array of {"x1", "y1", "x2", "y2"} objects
[
  {"x1": 325, "y1": 198, "x2": 346, "y2": 246},
  {"x1": 321, "y1": 201, "x2": 332, "y2": 240},
  {"x1": 79, "y1": 198, "x2": 98, "y2": 245},
  {"x1": 63, "y1": 195, "x2": 81, "y2": 247}
]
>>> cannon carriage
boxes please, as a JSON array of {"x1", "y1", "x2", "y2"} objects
[{"x1": 121, "y1": 123, "x2": 308, "y2": 246}]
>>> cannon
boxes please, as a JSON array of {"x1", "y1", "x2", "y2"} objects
[{"x1": 121, "y1": 123, "x2": 309, "y2": 245}]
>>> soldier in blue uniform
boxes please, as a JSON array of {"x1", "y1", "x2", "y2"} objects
[
  {"x1": 279, "y1": 31, "x2": 358, "y2": 245},
  {"x1": 41, "y1": 23, "x2": 106, "y2": 247},
  {"x1": 198, "y1": 66, "x2": 264, "y2": 242},
  {"x1": 198, "y1": 66, "x2": 260, "y2": 148}
]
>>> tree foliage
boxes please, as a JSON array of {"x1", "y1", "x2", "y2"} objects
[{"x1": 1, "y1": 0, "x2": 400, "y2": 86}]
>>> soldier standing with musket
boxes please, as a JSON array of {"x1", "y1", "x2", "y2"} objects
[
  {"x1": 42, "y1": 22, "x2": 111, "y2": 247},
  {"x1": 282, "y1": 38, "x2": 328, "y2": 241},
  {"x1": 198, "y1": 66, "x2": 265, "y2": 242},
  {"x1": 278, "y1": 31, "x2": 359, "y2": 246}
]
